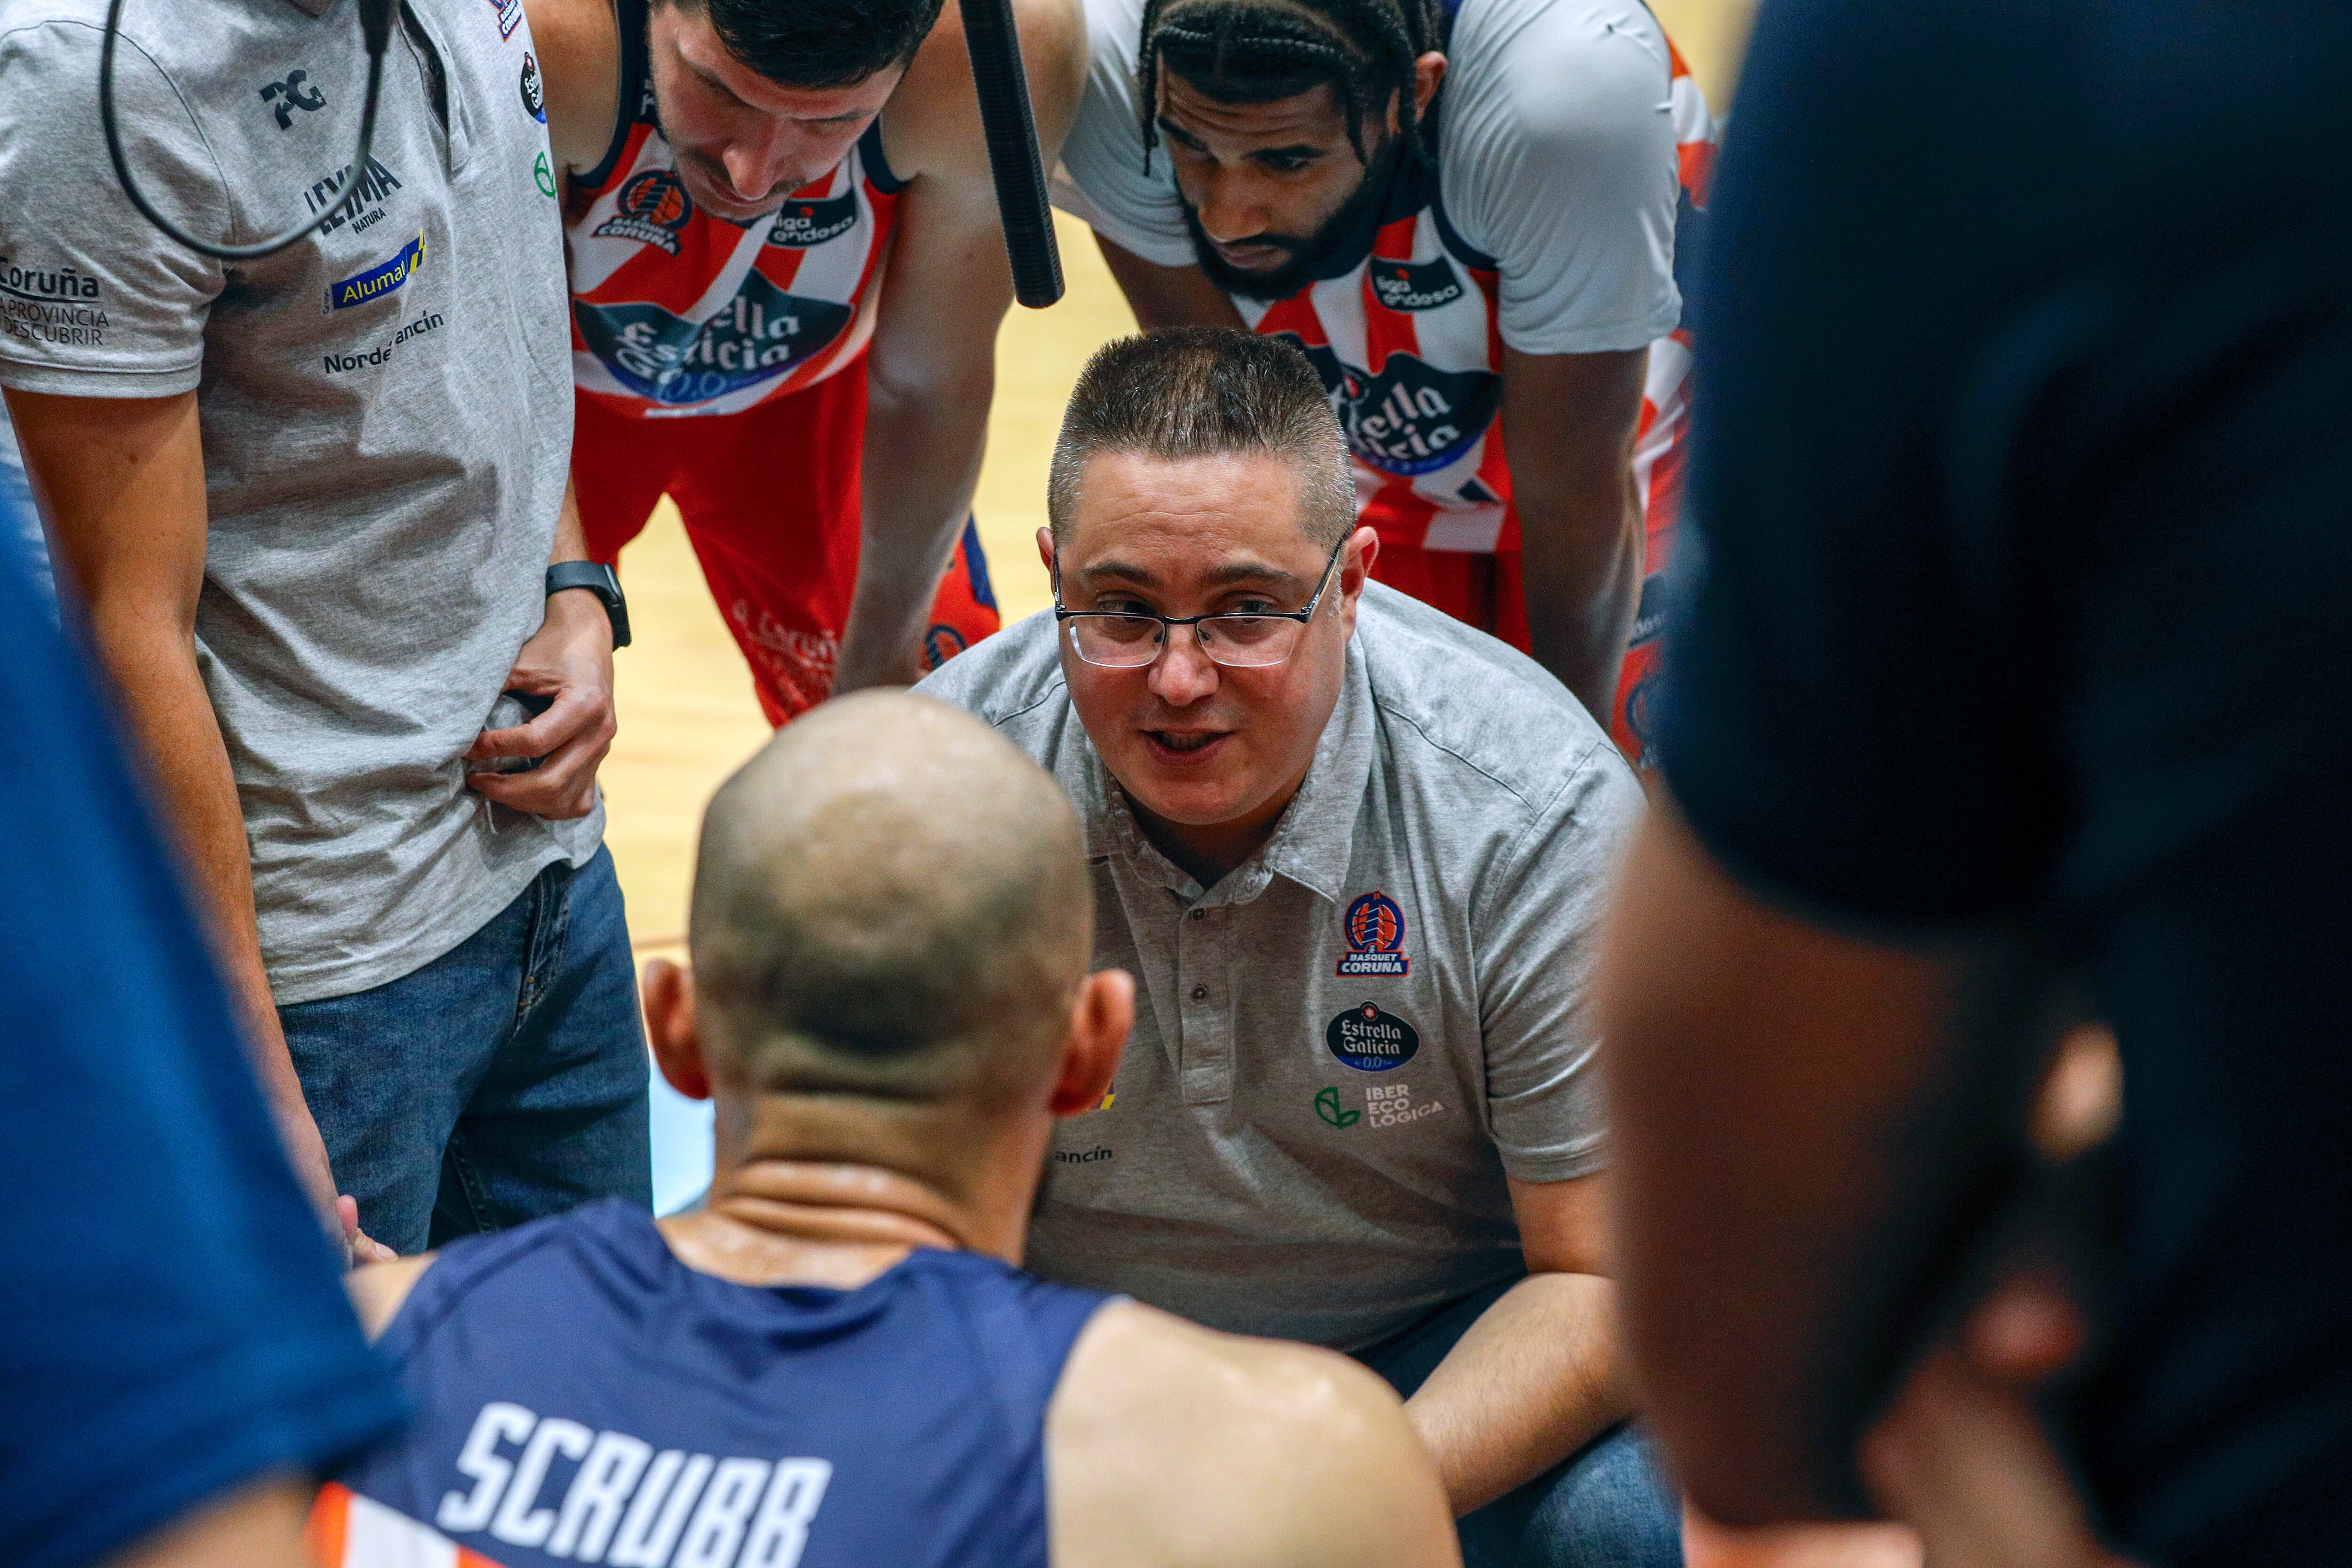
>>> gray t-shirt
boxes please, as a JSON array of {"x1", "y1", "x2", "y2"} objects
[
  {"x1": 915, "y1": 583, "x2": 1643, "y2": 1348},
  {"x1": 0, "y1": 0, "x2": 596, "y2": 1003}
]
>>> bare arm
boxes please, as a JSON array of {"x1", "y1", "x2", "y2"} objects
[
  {"x1": 1500, "y1": 346, "x2": 1648, "y2": 724},
  {"x1": 101, "y1": 1476, "x2": 317, "y2": 1568},
  {"x1": 1050, "y1": 1300, "x2": 1459, "y2": 1568},
  {"x1": 1599, "y1": 802, "x2": 2043, "y2": 1526},
  {"x1": 1091, "y1": 234, "x2": 1245, "y2": 331},
  {"x1": 6, "y1": 387, "x2": 338, "y2": 1222},
  {"x1": 1406, "y1": 1171, "x2": 1630, "y2": 1515},
  {"x1": 522, "y1": 0, "x2": 622, "y2": 178},
  {"x1": 834, "y1": 0, "x2": 1086, "y2": 690}
]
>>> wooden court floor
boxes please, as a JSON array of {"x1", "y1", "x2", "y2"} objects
[{"x1": 604, "y1": 0, "x2": 1756, "y2": 1205}]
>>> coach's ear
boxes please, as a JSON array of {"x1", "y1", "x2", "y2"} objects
[{"x1": 643, "y1": 958, "x2": 712, "y2": 1101}]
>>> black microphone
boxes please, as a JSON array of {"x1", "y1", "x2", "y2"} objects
[{"x1": 957, "y1": 0, "x2": 1064, "y2": 309}]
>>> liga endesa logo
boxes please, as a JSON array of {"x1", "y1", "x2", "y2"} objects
[{"x1": 1337, "y1": 890, "x2": 1409, "y2": 977}]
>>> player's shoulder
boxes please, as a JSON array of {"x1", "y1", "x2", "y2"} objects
[
  {"x1": 1355, "y1": 583, "x2": 1626, "y2": 812},
  {"x1": 1048, "y1": 1300, "x2": 1458, "y2": 1568},
  {"x1": 1440, "y1": 0, "x2": 1674, "y2": 159}
]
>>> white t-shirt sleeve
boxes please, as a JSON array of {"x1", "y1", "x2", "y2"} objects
[
  {"x1": 1052, "y1": 0, "x2": 1197, "y2": 267},
  {"x1": 0, "y1": 18, "x2": 227, "y2": 397},
  {"x1": 1439, "y1": 0, "x2": 1682, "y2": 356}
]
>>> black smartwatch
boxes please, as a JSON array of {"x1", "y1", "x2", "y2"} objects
[{"x1": 547, "y1": 561, "x2": 631, "y2": 649}]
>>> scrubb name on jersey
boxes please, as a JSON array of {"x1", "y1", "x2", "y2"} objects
[{"x1": 430, "y1": 1401, "x2": 833, "y2": 1567}]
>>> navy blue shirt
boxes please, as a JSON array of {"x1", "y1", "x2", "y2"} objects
[
  {"x1": 331, "y1": 1200, "x2": 1108, "y2": 1568},
  {"x1": 0, "y1": 517, "x2": 404, "y2": 1568},
  {"x1": 1661, "y1": 2, "x2": 2352, "y2": 1562}
]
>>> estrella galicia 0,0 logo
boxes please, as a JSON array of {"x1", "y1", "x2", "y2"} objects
[
  {"x1": 520, "y1": 53, "x2": 546, "y2": 122},
  {"x1": 321, "y1": 233, "x2": 425, "y2": 313},
  {"x1": 594, "y1": 170, "x2": 692, "y2": 255},
  {"x1": 1327, "y1": 1002, "x2": 1420, "y2": 1072},
  {"x1": 1337, "y1": 890, "x2": 1409, "y2": 976}
]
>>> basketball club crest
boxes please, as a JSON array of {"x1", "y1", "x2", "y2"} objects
[{"x1": 1337, "y1": 890, "x2": 1409, "y2": 977}]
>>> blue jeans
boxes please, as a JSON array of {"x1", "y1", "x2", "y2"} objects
[
  {"x1": 1356, "y1": 1277, "x2": 1684, "y2": 1568},
  {"x1": 281, "y1": 846, "x2": 652, "y2": 1254}
]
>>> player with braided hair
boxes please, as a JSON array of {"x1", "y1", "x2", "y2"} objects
[{"x1": 1057, "y1": 0, "x2": 1711, "y2": 767}]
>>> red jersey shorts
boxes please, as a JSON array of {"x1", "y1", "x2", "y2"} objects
[{"x1": 573, "y1": 364, "x2": 1000, "y2": 727}]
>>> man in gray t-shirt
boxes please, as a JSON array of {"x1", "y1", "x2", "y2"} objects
[
  {"x1": 0, "y1": 0, "x2": 649, "y2": 1253},
  {"x1": 915, "y1": 328, "x2": 1676, "y2": 1568}
]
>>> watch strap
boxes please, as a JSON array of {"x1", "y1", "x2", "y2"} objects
[{"x1": 546, "y1": 561, "x2": 630, "y2": 649}]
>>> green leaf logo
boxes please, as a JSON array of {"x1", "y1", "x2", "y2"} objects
[
  {"x1": 1315, "y1": 1086, "x2": 1360, "y2": 1129},
  {"x1": 534, "y1": 150, "x2": 557, "y2": 199}
]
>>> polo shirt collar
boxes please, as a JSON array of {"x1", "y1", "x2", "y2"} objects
[{"x1": 1068, "y1": 637, "x2": 1375, "y2": 908}]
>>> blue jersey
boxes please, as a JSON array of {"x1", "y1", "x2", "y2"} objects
[{"x1": 319, "y1": 1198, "x2": 1109, "y2": 1568}]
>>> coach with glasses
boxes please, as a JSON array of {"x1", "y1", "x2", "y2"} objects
[{"x1": 916, "y1": 327, "x2": 1673, "y2": 1568}]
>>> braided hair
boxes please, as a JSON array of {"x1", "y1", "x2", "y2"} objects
[{"x1": 1139, "y1": 0, "x2": 1447, "y2": 169}]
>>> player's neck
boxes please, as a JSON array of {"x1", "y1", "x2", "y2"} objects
[
  {"x1": 659, "y1": 1099, "x2": 1041, "y2": 1289},
  {"x1": 658, "y1": 1158, "x2": 972, "y2": 1290}
]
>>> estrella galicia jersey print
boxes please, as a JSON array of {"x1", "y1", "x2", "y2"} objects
[
  {"x1": 564, "y1": 34, "x2": 902, "y2": 419},
  {"x1": 1237, "y1": 40, "x2": 1715, "y2": 565}
]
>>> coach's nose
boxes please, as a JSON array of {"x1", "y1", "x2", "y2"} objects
[{"x1": 1148, "y1": 624, "x2": 1222, "y2": 707}]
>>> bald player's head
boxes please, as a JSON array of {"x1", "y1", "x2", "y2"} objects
[{"x1": 685, "y1": 692, "x2": 1095, "y2": 1106}]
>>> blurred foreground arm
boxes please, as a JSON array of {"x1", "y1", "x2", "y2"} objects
[
  {"x1": 6, "y1": 387, "x2": 340, "y2": 1224},
  {"x1": 102, "y1": 1479, "x2": 314, "y2": 1568},
  {"x1": 1599, "y1": 802, "x2": 2044, "y2": 1523}
]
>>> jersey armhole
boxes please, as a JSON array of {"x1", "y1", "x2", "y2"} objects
[
  {"x1": 861, "y1": 119, "x2": 909, "y2": 195},
  {"x1": 1430, "y1": 173, "x2": 1498, "y2": 273},
  {"x1": 576, "y1": 0, "x2": 648, "y2": 190}
]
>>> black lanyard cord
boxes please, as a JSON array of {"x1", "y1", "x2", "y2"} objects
[{"x1": 98, "y1": 0, "x2": 397, "y2": 261}]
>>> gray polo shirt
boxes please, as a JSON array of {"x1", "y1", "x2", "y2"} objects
[
  {"x1": 915, "y1": 583, "x2": 1644, "y2": 1348},
  {"x1": 0, "y1": 0, "x2": 596, "y2": 1003}
]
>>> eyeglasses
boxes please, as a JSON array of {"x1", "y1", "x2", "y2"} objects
[{"x1": 1052, "y1": 532, "x2": 1350, "y2": 669}]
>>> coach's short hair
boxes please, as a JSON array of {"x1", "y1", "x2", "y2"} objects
[
  {"x1": 658, "y1": 0, "x2": 946, "y2": 91},
  {"x1": 1047, "y1": 327, "x2": 1356, "y2": 550}
]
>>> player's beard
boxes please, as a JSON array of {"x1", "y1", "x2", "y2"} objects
[{"x1": 1177, "y1": 137, "x2": 1402, "y2": 302}]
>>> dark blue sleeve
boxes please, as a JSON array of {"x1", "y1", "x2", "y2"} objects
[
  {"x1": 0, "y1": 516, "x2": 405, "y2": 1568},
  {"x1": 1655, "y1": 0, "x2": 2085, "y2": 925}
]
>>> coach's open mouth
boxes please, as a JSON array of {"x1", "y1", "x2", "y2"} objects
[{"x1": 1144, "y1": 729, "x2": 1230, "y2": 765}]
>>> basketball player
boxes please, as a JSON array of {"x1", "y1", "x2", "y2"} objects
[
  {"x1": 525, "y1": 0, "x2": 1085, "y2": 722},
  {"x1": 313, "y1": 692, "x2": 1458, "y2": 1568},
  {"x1": 1055, "y1": 0, "x2": 1710, "y2": 762}
]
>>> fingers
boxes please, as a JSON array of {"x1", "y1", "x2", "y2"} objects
[
  {"x1": 1965, "y1": 1274, "x2": 2086, "y2": 1385},
  {"x1": 466, "y1": 684, "x2": 596, "y2": 764},
  {"x1": 351, "y1": 1228, "x2": 398, "y2": 1266},
  {"x1": 468, "y1": 702, "x2": 614, "y2": 817}
]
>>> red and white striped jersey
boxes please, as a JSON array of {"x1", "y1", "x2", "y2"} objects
[
  {"x1": 1061, "y1": 0, "x2": 1716, "y2": 557},
  {"x1": 564, "y1": 2, "x2": 901, "y2": 418},
  {"x1": 1237, "y1": 43, "x2": 1714, "y2": 557}
]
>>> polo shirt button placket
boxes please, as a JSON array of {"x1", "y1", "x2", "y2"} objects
[{"x1": 1176, "y1": 903, "x2": 1232, "y2": 1105}]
